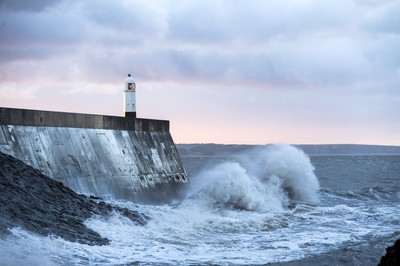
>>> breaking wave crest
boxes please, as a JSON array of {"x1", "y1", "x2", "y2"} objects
[{"x1": 186, "y1": 144, "x2": 320, "y2": 211}]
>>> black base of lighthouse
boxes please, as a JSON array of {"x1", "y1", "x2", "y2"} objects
[{"x1": 125, "y1": 112, "x2": 136, "y2": 118}]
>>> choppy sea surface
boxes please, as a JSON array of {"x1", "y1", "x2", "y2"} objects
[{"x1": 1, "y1": 144, "x2": 399, "y2": 265}]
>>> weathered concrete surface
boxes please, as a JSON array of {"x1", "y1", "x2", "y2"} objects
[
  {"x1": 0, "y1": 107, "x2": 169, "y2": 131},
  {"x1": 0, "y1": 125, "x2": 187, "y2": 203}
]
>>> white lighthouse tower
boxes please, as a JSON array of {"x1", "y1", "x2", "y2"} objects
[{"x1": 124, "y1": 74, "x2": 136, "y2": 118}]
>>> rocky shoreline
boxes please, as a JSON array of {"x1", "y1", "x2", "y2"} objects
[
  {"x1": 0, "y1": 152, "x2": 147, "y2": 246},
  {"x1": 378, "y1": 239, "x2": 400, "y2": 265}
]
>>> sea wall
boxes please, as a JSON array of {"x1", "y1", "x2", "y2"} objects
[
  {"x1": 0, "y1": 107, "x2": 169, "y2": 131},
  {"x1": 0, "y1": 107, "x2": 187, "y2": 203}
]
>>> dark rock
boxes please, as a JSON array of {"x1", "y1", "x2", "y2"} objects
[
  {"x1": 378, "y1": 239, "x2": 400, "y2": 266},
  {"x1": 0, "y1": 152, "x2": 147, "y2": 245}
]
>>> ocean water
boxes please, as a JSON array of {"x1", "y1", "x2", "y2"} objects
[{"x1": 1, "y1": 144, "x2": 399, "y2": 265}]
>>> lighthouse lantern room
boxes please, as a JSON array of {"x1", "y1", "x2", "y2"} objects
[{"x1": 124, "y1": 74, "x2": 136, "y2": 118}]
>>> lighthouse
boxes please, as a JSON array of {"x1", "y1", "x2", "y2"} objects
[{"x1": 124, "y1": 74, "x2": 136, "y2": 118}]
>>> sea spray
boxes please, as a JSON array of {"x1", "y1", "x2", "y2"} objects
[
  {"x1": 186, "y1": 144, "x2": 320, "y2": 211},
  {"x1": 193, "y1": 161, "x2": 286, "y2": 211},
  {"x1": 242, "y1": 143, "x2": 320, "y2": 203},
  {"x1": 1, "y1": 152, "x2": 398, "y2": 265}
]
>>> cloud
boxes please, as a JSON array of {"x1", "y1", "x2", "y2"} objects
[
  {"x1": 83, "y1": 0, "x2": 168, "y2": 37},
  {"x1": 0, "y1": 0, "x2": 64, "y2": 12},
  {"x1": 1, "y1": 0, "x2": 398, "y2": 88},
  {"x1": 360, "y1": 1, "x2": 400, "y2": 34},
  {"x1": 168, "y1": 0, "x2": 357, "y2": 43},
  {"x1": 0, "y1": 0, "x2": 399, "y2": 144},
  {"x1": 1, "y1": 16, "x2": 84, "y2": 46},
  {"x1": 0, "y1": 83, "x2": 38, "y2": 99}
]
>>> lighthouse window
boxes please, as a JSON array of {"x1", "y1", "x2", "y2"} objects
[{"x1": 128, "y1": 83, "x2": 133, "y2": 90}]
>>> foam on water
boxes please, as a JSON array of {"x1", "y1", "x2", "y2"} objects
[
  {"x1": 186, "y1": 144, "x2": 320, "y2": 211},
  {"x1": 0, "y1": 228, "x2": 69, "y2": 266},
  {"x1": 1, "y1": 194, "x2": 399, "y2": 265},
  {"x1": 1, "y1": 146, "x2": 399, "y2": 265}
]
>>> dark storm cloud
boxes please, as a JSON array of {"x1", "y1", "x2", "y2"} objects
[
  {"x1": 0, "y1": 0, "x2": 64, "y2": 12},
  {"x1": 0, "y1": 8, "x2": 85, "y2": 46}
]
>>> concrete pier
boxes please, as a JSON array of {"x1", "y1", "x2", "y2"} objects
[
  {"x1": 0, "y1": 107, "x2": 169, "y2": 131},
  {"x1": 0, "y1": 107, "x2": 187, "y2": 203}
]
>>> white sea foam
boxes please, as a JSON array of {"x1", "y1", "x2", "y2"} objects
[
  {"x1": 1, "y1": 151, "x2": 398, "y2": 265},
  {"x1": 243, "y1": 143, "x2": 320, "y2": 203},
  {"x1": 0, "y1": 228, "x2": 66, "y2": 266},
  {"x1": 1, "y1": 201, "x2": 399, "y2": 265},
  {"x1": 188, "y1": 161, "x2": 287, "y2": 211},
  {"x1": 186, "y1": 144, "x2": 320, "y2": 211}
]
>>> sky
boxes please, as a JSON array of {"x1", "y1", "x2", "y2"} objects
[{"x1": 0, "y1": 0, "x2": 399, "y2": 145}]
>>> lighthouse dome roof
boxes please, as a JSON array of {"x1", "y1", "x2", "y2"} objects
[{"x1": 125, "y1": 74, "x2": 135, "y2": 84}]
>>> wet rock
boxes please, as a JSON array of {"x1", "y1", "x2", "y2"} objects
[
  {"x1": 379, "y1": 239, "x2": 400, "y2": 266},
  {"x1": 0, "y1": 152, "x2": 147, "y2": 246}
]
